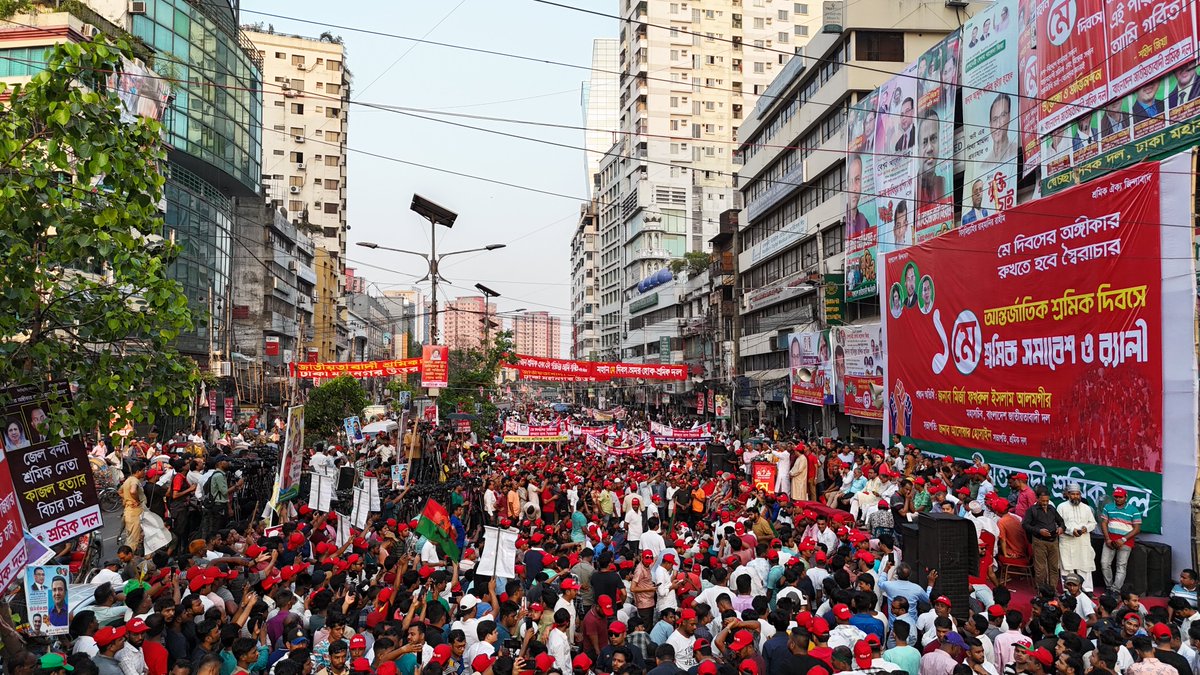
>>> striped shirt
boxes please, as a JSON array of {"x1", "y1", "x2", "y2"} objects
[{"x1": 1101, "y1": 502, "x2": 1142, "y2": 538}]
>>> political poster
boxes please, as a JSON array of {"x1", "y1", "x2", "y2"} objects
[
  {"x1": 420, "y1": 345, "x2": 449, "y2": 389},
  {"x1": 821, "y1": 328, "x2": 840, "y2": 406},
  {"x1": 845, "y1": 90, "x2": 880, "y2": 301},
  {"x1": 1105, "y1": 0, "x2": 1195, "y2": 100},
  {"x1": 751, "y1": 462, "x2": 778, "y2": 492},
  {"x1": 343, "y1": 416, "x2": 364, "y2": 444},
  {"x1": 1017, "y1": 0, "x2": 1040, "y2": 176},
  {"x1": 277, "y1": 405, "x2": 305, "y2": 503},
  {"x1": 24, "y1": 564, "x2": 69, "y2": 636},
  {"x1": 910, "y1": 31, "x2": 961, "y2": 243},
  {"x1": 840, "y1": 324, "x2": 884, "y2": 420},
  {"x1": 1037, "y1": 0, "x2": 1109, "y2": 134},
  {"x1": 962, "y1": 0, "x2": 1019, "y2": 221},
  {"x1": 1, "y1": 382, "x2": 102, "y2": 546},
  {"x1": 1042, "y1": 61, "x2": 1200, "y2": 194},
  {"x1": 0, "y1": 448, "x2": 27, "y2": 594},
  {"x1": 883, "y1": 156, "x2": 1197, "y2": 535},
  {"x1": 714, "y1": 395, "x2": 729, "y2": 419},
  {"x1": 787, "y1": 332, "x2": 827, "y2": 407}
]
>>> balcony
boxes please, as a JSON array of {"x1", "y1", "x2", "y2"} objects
[{"x1": 631, "y1": 247, "x2": 671, "y2": 261}]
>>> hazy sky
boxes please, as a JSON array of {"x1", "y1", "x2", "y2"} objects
[{"x1": 244, "y1": 1, "x2": 615, "y2": 348}]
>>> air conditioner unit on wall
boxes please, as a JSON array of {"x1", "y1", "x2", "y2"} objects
[
  {"x1": 296, "y1": 163, "x2": 306, "y2": 171},
  {"x1": 289, "y1": 186, "x2": 301, "y2": 194},
  {"x1": 129, "y1": 1, "x2": 147, "y2": 14},
  {"x1": 294, "y1": 136, "x2": 305, "y2": 143}
]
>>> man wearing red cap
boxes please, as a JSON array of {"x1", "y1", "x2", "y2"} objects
[
  {"x1": 1100, "y1": 487, "x2": 1142, "y2": 594},
  {"x1": 1009, "y1": 473, "x2": 1037, "y2": 518},
  {"x1": 95, "y1": 627, "x2": 128, "y2": 675},
  {"x1": 581, "y1": 595, "x2": 616, "y2": 659},
  {"x1": 631, "y1": 550, "x2": 658, "y2": 627},
  {"x1": 665, "y1": 607, "x2": 699, "y2": 669}
]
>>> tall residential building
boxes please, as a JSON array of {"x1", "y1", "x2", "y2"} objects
[
  {"x1": 582, "y1": 39, "x2": 620, "y2": 197},
  {"x1": 598, "y1": 0, "x2": 820, "y2": 375},
  {"x1": 382, "y1": 289, "x2": 429, "y2": 351},
  {"x1": 513, "y1": 311, "x2": 562, "y2": 359},
  {"x1": 443, "y1": 296, "x2": 497, "y2": 352},
  {"x1": 570, "y1": 202, "x2": 601, "y2": 360},
  {"x1": 245, "y1": 29, "x2": 351, "y2": 359},
  {"x1": 735, "y1": 0, "x2": 961, "y2": 434},
  {"x1": 0, "y1": 2, "x2": 262, "y2": 378}
]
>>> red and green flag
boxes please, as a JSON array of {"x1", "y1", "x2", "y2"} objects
[{"x1": 416, "y1": 498, "x2": 460, "y2": 562}]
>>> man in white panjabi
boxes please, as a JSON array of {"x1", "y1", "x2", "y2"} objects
[
  {"x1": 1057, "y1": 482, "x2": 1098, "y2": 593},
  {"x1": 773, "y1": 443, "x2": 792, "y2": 495}
]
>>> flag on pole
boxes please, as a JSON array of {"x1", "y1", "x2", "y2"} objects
[{"x1": 415, "y1": 498, "x2": 460, "y2": 561}]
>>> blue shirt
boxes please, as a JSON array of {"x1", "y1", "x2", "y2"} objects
[
  {"x1": 650, "y1": 619, "x2": 675, "y2": 645},
  {"x1": 878, "y1": 578, "x2": 929, "y2": 623},
  {"x1": 849, "y1": 613, "x2": 886, "y2": 642}
]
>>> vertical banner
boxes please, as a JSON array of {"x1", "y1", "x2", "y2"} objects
[
  {"x1": 277, "y1": 405, "x2": 305, "y2": 503},
  {"x1": 883, "y1": 157, "x2": 1197, "y2": 536},
  {"x1": 845, "y1": 90, "x2": 880, "y2": 301},
  {"x1": 912, "y1": 31, "x2": 961, "y2": 243},
  {"x1": 478, "y1": 526, "x2": 519, "y2": 579},
  {"x1": 822, "y1": 328, "x2": 840, "y2": 405},
  {"x1": 2, "y1": 382, "x2": 102, "y2": 546},
  {"x1": 24, "y1": 564, "x2": 69, "y2": 636},
  {"x1": 787, "y1": 332, "x2": 828, "y2": 407},
  {"x1": 823, "y1": 273, "x2": 845, "y2": 325},
  {"x1": 696, "y1": 392, "x2": 704, "y2": 415},
  {"x1": 840, "y1": 324, "x2": 884, "y2": 420},
  {"x1": 707, "y1": 390, "x2": 715, "y2": 414},
  {"x1": 343, "y1": 416, "x2": 363, "y2": 444},
  {"x1": 1018, "y1": 0, "x2": 1041, "y2": 175},
  {"x1": 963, "y1": 0, "x2": 1019, "y2": 220},
  {"x1": 0, "y1": 451, "x2": 26, "y2": 593},
  {"x1": 223, "y1": 397, "x2": 234, "y2": 423},
  {"x1": 1037, "y1": 0, "x2": 1109, "y2": 134},
  {"x1": 420, "y1": 345, "x2": 449, "y2": 389},
  {"x1": 715, "y1": 395, "x2": 729, "y2": 419}
]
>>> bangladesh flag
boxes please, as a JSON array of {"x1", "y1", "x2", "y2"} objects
[{"x1": 416, "y1": 498, "x2": 460, "y2": 562}]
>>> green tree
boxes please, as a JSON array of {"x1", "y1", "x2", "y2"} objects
[
  {"x1": 0, "y1": 38, "x2": 198, "y2": 439},
  {"x1": 437, "y1": 331, "x2": 516, "y2": 432},
  {"x1": 669, "y1": 251, "x2": 713, "y2": 277},
  {"x1": 304, "y1": 375, "x2": 370, "y2": 439}
]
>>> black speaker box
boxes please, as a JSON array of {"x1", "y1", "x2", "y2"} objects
[{"x1": 916, "y1": 512, "x2": 979, "y2": 622}]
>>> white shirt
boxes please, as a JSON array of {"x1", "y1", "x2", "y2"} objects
[
  {"x1": 624, "y1": 509, "x2": 644, "y2": 542},
  {"x1": 73, "y1": 636, "x2": 98, "y2": 657},
  {"x1": 462, "y1": 640, "x2": 494, "y2": 665},
  {"x1": 93, "y1": 568, "x2": 124, "y2": 588},
  {"x1": 547, "y1": 627, "x2": 572, "y2": 673},
  {"x1": 421, "y1": 539, "x2": 441, "y2": 565},
  {"x1": 554, "y1": 597, "x2": 577, "y2": 642},
  {"x1": 451, "y1": 616, "x2": 481, "y2": 649},
  {"x1": 666, "y1": 630, "x2": 698, "y2": 669},
  {"x1": 641, "y1": 530, "x2": 666, "y2": 558},
  {"x1": 483, "y1": 490, "x2": 497, "y2": 516},
  {"x1": 653, "y1": 565, "x2": 677, "y2": 612}
]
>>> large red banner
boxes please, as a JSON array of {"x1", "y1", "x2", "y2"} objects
[
  {"x1": 1038, "y1": 0, "x2": 1109, "y2": 133},
  {"x1": 420, "y1": 345, "x2": 449, "y2": 389},
  {"x1": 884, "y1": 162, "x2": 1163, "y2": 473},
  {"x1": 290, "y1": 359, "x2": 420, "y2": 379},
  {"x1": 510, "y1": 354, "x2": 688, "y2": 381}
]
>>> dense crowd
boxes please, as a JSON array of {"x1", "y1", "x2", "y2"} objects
[{"x1": 6, "y1": 411, "x2": 1193, "y2": 675}]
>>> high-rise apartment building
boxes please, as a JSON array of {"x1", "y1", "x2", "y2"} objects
[
  {"x1": 513, "y1": 311, "x2": 562, "y2": 359},
  {"x1": 382, "y1": 289, "x2": 429, "y2": 352},
  {"x1": 571, "y1": 39, "x2": 620, "y2": 361},
  {"x1": 245, "y1": 29, "x2": 351, "y2": 359},
  {"x1": 597, "y1": 0, "x2": 821, "y2": 374},
  {"x1": 443, "y1": 296, "x2": 497, "y2": 352}
]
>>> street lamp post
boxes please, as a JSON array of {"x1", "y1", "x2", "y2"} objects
[
  {"x1": 475, "y1": 283, "x2": 501, "y2": 350},
  {"x1": 357, "y1": 194, "x2": 505, "y2": 345}
]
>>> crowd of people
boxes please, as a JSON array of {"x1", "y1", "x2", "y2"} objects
[{"x1": 3, "y1": 408, "x2": 1192, "y2": 675}]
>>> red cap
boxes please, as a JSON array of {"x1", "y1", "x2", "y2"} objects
[
  {"x1": 680, "y1": 608, "x2": 697, "y2": 620},
  {"x1": 95, "y1": 626, "x2": 127, "y2": 647},
  {"x1": 809, "y1": 617, "x2": 830, "y2": 636},
  {"x1": 542, "y1": 552, "x2": 556, "y2": 565},
  {"x1": 349, "y1": 635, "x2": 367, "y2": 649},
  {"x1": 298, "y1": 505, "x2": 312, "y2": 515},
  {"x1": 1151, "y1": 623, "x2": 1172, "y2": 640},
  {"x1": 738, "y1": 659, "x2": 759, "y2": 675},
  {"x1": 728, "y1": 629, "x2": 755, "y2": 651},
  {"x1": 376, "y1": 664, "x2": 396, "y2": 675},
  {"x1": 987, "y1": 605, "x2": 1005, "y2": 618},
  {"x1": 597, "y1": 595, "x2": 615, "y2": 617},
  {"x1": 698, "y1": 662, "x2": 719, "y2": 675},
  {"x1": 642, "y1": 550, "x2": 656, "y2": 563},
  {"x1": 430, "y1": 644, "x2": 452, "y2": 666},
  {"x1": 853, "y1": 640, "x2": 873, "y2": 668},
  {"x1": 856, "y1": 551, "x2": 875, "y2": 565},
  {"x1": 572, "y1": 654, "x2": 593, "y2": 671},
  {"x1": 534, "y1": 653, "x2": 555, "y2": 672},
  {"x1": 561, "y1": 578, "x2": 580, "y2": 591},
  {"x1": 351, "y1": 658, "x2": 372, "y2": 673},
  {"x1": 833, "y1": 604, "x2": 852, "y2": 621},
  {"x1": 471, "y1": 654, "x2": 497, "y2": 673},
  {"x1": 1113, "y1": 487, "x2": 1128, "y2": 497},
  {"x1": 1029, "y1": 648, "x2": 1054, "y2": 667},
  {"x1": 935, "y1": 596, "x2": 952, "y2": 607},
  {"x1": 245, "y1": 545, "x2": 265, "y2": 558},
  {"x1": 609, "y1": 621, "x2": 627, "y2": 634},
  {"x1": 126, "y1": 618, "x2": 149, "y2": 634},
  {"x1": 288, "y1": 532, "x2": 305, "y2": 549}
]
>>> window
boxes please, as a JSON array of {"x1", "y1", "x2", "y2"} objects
[
  {"x1": 274, "y1": 51, "x2": 285, "y2": 59},
  {"x1": 325, "y1": 179, "x2": 340, "y2": 190},
  {"x1": 856, "y1": 31, "x2": 905, "y2": 62},
  {"x1": 290, "y1": 79, "x2": 304, "y2": 91},
  {"x1": 327, "y1": 107, "x2": 340, "y2": 119},
  {"x1": 290, "y1": 103, "x2": 304, "y2": 114},
  {"x1": 778, "y1": 9, "x2": 789, "y2": 19},
  {"x1": 325, "y1": 131, "x2": 340, "y2": 142},
  {"x1": 795, "y1": 25, "x2": 809, "y2": 36},
  {"x1": 754, "y1": 62, "x2": 765, "y2": 73},
  {"x1": 289, "y1": 200, "x2": 303, "y2": 213},
  {"x1": 290, "y1": 126, "x2": 304, "y2": 136},
  {"x1": 670, "y1": 96, "x2": 678, "y2": 107},
  {"x1": 274, "y1": 100, "x2": 285, "y2": 107},
  {"x1": 292, "y1": 54, "x2": 305, "y2": 67},
  {"x1": 822, "y1": 223, "x2": 844, "y2": 256},
  {"x1": 323, "y1": 203, "x2": 339, "y2": 214},
  {"x1": 290, "y1": 152, "x2": 304, "y2": 163},
  {"x1": 272, "y1": 149, "x2": 284, "y2": 156},
  {"x1": 289, "y1": 175, "x2": 304, "y2": 187},
  {"x1": 779, "y1": 31, "x2": 789, "y2": 43},
  {"x1": 795, "y1": 3, "x2": 808, "y2": 14},
  {"x1": 327, "y1": 60, "x2": 342, "y2": 71},
  {"x1": 801, "y1": 237, "x2": 819, "y2": 270},
  {"x1": 753, "y1": 17, "x2": 765, "y2": 28},
  {"x1": 325, "y1": 155, "x2": 340, "y2": 167},
  {"x1": 327, "y1": 83, "x2": 341, "y2": 95},
  {"x1": 272, "y1": 124, "x2": 285, "y2": 131}
]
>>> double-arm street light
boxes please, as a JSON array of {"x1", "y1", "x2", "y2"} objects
[{"x1": 357, "y1": 194, "x2": 505, "y2": 344}]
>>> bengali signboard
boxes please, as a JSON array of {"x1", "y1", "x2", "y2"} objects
[
  {"x1": 787, "y1": 332, "x2": 827, "y2": 407},
  {"x1": 0, "y1": 443, "x2": 25, "y2": 593},
  {"x1": 962, "y1": 0, "x2": 1019, "y2": 220},
  {"x1": 883, "y1": 158, "x2": 1196, "y2": 533},
  {"x1": 421, "y1": 345, "x2": 450, "y2": 389},
  {"x1": 1105, "y1": 0, "x2": 1195, "y2": 99},
  {"x1": 1, "y1": 382, "x2": 102, "y2": 546},
  {"x1": 840, "y1": 324, "x2": 884, "y2": 420},
  {"x1": 290, "y1": 359, "x2": 421, "y2": 379},
  {"x1": 740, "y1": 216, "x2": 810, "y2": 269},
  {"x1": 1041, "y1": 61, "x2": 1200, "y2": 194},
  {"x1": 751, "y1": 462, "x2": 778, "y2": 492},
  {"x1": 650, "y1": 421, "x2": 713, "y2": 444},
  {"x1": 823, "y1": 273, "x2": 845, "y2": 325},
  {"x1": 502, "y1": 419, "x2": 568, "y2": 443},
  {"x1": 1038, "y1": 0, "x2": 1109, "y2": 134},
  {"x1": 845, "y1": 90, "x2": 880, "y2": 301}
]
